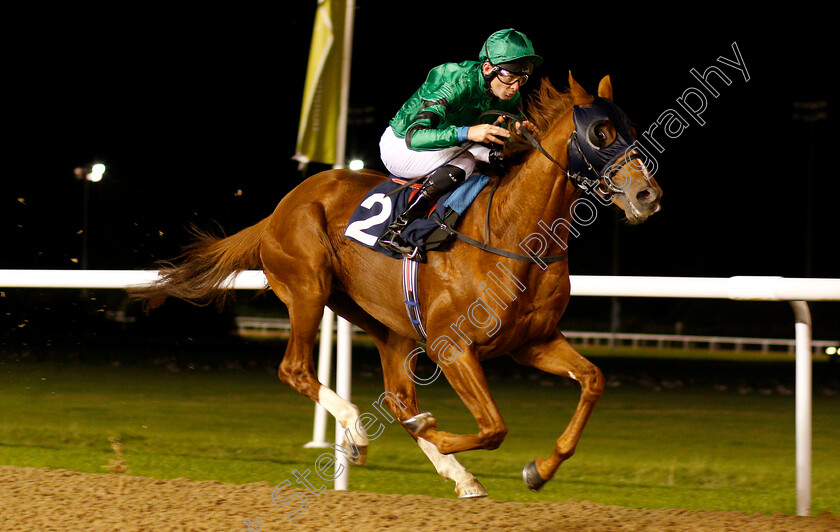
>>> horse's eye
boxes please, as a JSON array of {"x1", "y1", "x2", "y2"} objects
[{"x1": 587, "y1": 120, "x2": 617, "y2": 149}]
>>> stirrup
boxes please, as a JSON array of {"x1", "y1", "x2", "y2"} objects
[
  {"x1": 378, "y1": 230, "x2": 426, "y2": 262},
  {"x1": 378, "y1": 231, "x2": 414, "y2": 255}
]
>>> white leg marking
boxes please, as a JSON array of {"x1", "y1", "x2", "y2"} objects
[
  {"x1": 417, "y1": 438, "x2": 468, "y2": 482},
  {"x1": 317, "y1": 386, "x2": 368, "y2": 442},
  {"x1": 417, "y1": 437, "x2": 486, "y2": 497}
]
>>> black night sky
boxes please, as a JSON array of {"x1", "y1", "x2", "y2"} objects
[{"x1": 2, "y1": 6, "x2": 836, "y2": 341}]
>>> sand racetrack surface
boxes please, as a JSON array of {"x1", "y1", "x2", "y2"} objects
[{"x1": 2, "y1": 465, "x2": 837, "y2": 531}]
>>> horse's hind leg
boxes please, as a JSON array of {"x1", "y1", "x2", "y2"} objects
[
  {"x1": 261, "y1": 223, "x2": 370, "y2": 465},
  {"x1": 264, "y1": 270, "x2": 370, "y2": 466},
  {"x1": 511, "y1": 330, "x2": 605, "y2": 491}
]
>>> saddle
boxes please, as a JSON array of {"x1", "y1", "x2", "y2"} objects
[{"x1": 344, "y1": 174, "x2": 490, "y2": 259}]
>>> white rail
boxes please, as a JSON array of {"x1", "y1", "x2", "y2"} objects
[
  {"x1": 3, "y1": 270, "x2": 840, "y2": 300},
  {"x1": 234, "y1": 317, "x2": 838, "y2": 355},
  {"x1": 2, "y1": 269, "x2": 838, "y2": 516}
]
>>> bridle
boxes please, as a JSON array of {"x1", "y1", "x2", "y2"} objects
[
  {"x1": 566, "y1": 131, "x2": 646, "y2": 195},
  {"x1": 484, "y1": 104, "x2": 642, "y2": 197},
  {"x1": 433, "y1": 105, "x2": 644, "y2": 264}
]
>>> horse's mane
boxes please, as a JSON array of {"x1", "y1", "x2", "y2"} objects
[
  {"x1": 498, "y1": 78, "x2": 573, "y2": 167},
  {"x1": 523, "y1": 77, "x2": 573, "y2": 135}
]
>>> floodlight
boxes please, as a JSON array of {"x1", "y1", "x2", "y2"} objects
[{"x1": 87, "y1": 163, "x2": 106, "y2": 182}]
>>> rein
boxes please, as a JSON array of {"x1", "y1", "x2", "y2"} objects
[
  {"x1": 482, "y1": 110, "x2": 603, "y2": 192},
  {"x1": 385, "y1": 107, "x2": 632, "y2": 264},
  {"x1": 432, "y1": 211, "x2": 568, "y2": 264},
  {"x1": 426, "y1": 109, "x2": 592, "y2": 265},
  {"x1": 385, "y1": 116, "x2": 507, "y2": 198},
  {"x1": 438, "y1": 108, "x2": 643, "y2": 262}
]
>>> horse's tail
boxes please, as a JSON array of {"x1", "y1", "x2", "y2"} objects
[{"x1": 129, "y1": 217, "x2": 270, "y2": 311}]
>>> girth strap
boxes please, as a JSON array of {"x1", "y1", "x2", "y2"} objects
[{"x1": 402, "y1": 258, "x2": 427, "y2": 342}]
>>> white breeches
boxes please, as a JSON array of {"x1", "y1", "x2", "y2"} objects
[{"x1": 379, "y1": 127, "x2": 491, "y2": 178}]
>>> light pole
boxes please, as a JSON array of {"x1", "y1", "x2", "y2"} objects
[
  {"x1": 74, "y1": 164, "x2": 105, "y2": 297},
  {"x1": 792, "y1": 101, "x2": 826, "y2": 277}
]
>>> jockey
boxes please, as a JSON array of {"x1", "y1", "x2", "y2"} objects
[{"x1": 377, "y1": 28, "x2": 542, "y2": 261}]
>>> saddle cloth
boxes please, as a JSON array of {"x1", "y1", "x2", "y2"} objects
[{"x1": 344, "y1": 174, "x2": 489, "y2": 259}]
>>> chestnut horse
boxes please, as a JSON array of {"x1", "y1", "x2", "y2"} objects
[{"x1": 130, "y1": 72, "x2": 662, "y2": 498}]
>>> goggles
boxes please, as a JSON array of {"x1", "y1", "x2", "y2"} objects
[{"x1": 493, "y1": 67, "x2": 529, "y2": 86}]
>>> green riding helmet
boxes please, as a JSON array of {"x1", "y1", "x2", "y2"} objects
[{"x1": 479, "y1": 29, "x2": 543, "y2": 73}]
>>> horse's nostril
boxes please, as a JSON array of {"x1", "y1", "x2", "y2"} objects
[{"x1": 637, "y1": 188, "x2": 655, "y2": 203}]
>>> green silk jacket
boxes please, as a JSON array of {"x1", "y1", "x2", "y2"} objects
[{"x1": 389, "y1": 61, "x2": 522, "y2": 151}]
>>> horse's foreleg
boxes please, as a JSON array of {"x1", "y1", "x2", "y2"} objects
[
  {"x1": 409, "y1": 348, "x2": 508, "y2": 456},
  {"x1": 377, "y1": 335, "x2": 487, "y2": 498},
  {"x1": 511, "y1": 330, "x2": 605, "y2": 491},
  {"x1": 416, "y1": 437, "x2": 487, "y2": 498}
]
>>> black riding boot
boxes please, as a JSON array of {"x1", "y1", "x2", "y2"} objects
[{"x1": 378, "y1": 165, "x2": 466, "y2": 261}]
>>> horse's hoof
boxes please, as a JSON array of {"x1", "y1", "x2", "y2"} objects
[
  {"x1": 350, "y1": 445, "x2": 368, "y2": 466},
  {"x1": 522, "y1": 460, "x2": 548, "y2": 492},
  {"x1": 402, "y1": 412, "x2": 436, "y2": 434},
  {"x1": 456, "y1": 478, "x2": 488, "y2": 499}
]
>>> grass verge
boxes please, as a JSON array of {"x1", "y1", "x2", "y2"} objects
[{"x1": 1, "y1": 356, "x2": 838, "y2": 516}]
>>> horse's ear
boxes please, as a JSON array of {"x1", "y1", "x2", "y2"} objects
[
  {"x1": 568, "y1": 71, "x2": 594, "y2": 105},
  {"x1": 598, "y1": 75, "x2": 614, "y2": 101}
]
